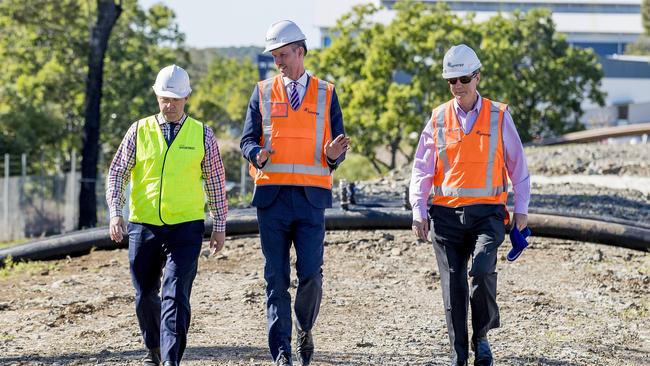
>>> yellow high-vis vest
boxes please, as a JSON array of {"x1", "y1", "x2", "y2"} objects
[{"x1": 129, "y1": 115, "x2": 205, "y2": 225}]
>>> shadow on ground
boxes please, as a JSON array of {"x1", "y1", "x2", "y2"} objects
[{"x1": 0, "y1": 345, "x2": 451, "y2": 365}]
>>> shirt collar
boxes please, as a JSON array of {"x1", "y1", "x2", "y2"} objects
[
  {"x1": 156, "y1": 113, "x2": 186, "y2": 125},
  {"x1": 453, "y1": 92, "x2": 482, "y2": 115},
  {"x1": 283, "y1": 72, "x2": 309, "y2": 88}
]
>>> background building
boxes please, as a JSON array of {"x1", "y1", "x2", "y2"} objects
[{"x1": 314, "y1": 0, "x2": 650, "y2": 128}]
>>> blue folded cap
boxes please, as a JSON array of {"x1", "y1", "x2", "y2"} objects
[{"x1": 507, "y1": 226, "x2": 531, "y2": 262}]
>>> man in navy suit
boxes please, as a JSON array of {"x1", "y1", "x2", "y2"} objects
[{"x1": 240, "y1": 20, "x2": 349, "y2": 366}]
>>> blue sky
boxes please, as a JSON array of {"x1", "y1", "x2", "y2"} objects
[{"x1": 137, "y1": 0, "x2": 320, "y2": 49}]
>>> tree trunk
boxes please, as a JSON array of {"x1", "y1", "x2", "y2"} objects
[{"x1": 78, "y1": 0, "x2": 122, "y2": 229}]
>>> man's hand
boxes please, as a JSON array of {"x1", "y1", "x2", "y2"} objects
[
  {"x1": 109, "y1": 216, "x2": 126, "y2": 243},
  {"x1": 412, "y1": 219, "x2": 429, "y2": 242},
  {"x1": 209, "y1": 231, "x2": 225, "y2": 256},
  {"x1": 513, "y1": 213, "x2": 528, "y2": 231},
  {"x1": 256, "y1": 148, "x2": 274, "y2": 166},
  {"x1": 324, "y1": 134, "x2": 350, "y2": 161}
]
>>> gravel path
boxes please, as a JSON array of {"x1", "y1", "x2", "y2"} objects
[
  {"x1": 524, "y1": 143, "x2": 649, "y2": 177},
  {"x1": 0, "y1": 231, "x2": 648, "y2": 366},
  {"x1": 0, "y1": 142, "x2": 648, "y2": 366},
  {"x1": 351, "y1": 143, "x2": 650, "y2": 224}
]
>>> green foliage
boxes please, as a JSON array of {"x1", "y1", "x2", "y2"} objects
[
  {"x1": 624, "y1": 1, "x2": 650, "y2": 55},
  {"x1": 228, "y1": 191, "x2": 253, "y2": 209},
  {"x1": 0, "y1": 238, "x2": 29, "y2": 250},
  {"x1": 478, "y1": 9, "x2": 605, "y2": 139},
  {"x1": 309, "y1": 0, "x2": 604, "y2": 171},
  {"x1": 641, "y1": 0, "x2": 650, "y2": 36},
  {"x1": 189, "y1": 55, "x2": 258, "y2": 137},
  {"x1": 625, "y1": 35, "x2": 650, "y2": 55},
  {"x1": 0, "y1": 255, "x2": 54, "y2": 278},
  {"x1": 186, "y1": 46, "x2": 263, "y2": 81},
  {"x1": 0, "y1": 0, "x2": 187, "y2": 167},
  {"x1": 332, "y1": 153, "x2": 385, "y2": 184}
]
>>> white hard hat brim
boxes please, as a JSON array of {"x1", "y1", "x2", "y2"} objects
[
  {"x1": 152, "y1": 86, "x2": 191, "y2": 99},
  {"x1": 264, "y1": 38, "x2": 306, "y2": 53},
  {"x1": 264, "y1": 43, "x2": 284, "y2": 53},
  {"x1": 442, "y1": 70, "x2": 476, "y2": 79}
]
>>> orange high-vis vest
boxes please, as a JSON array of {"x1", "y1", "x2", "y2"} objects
[
  {"x1": 250, "y1": 74, "x2": 334, "y2": 189},
  {"x1": 431, "y1": 97, "x2": 509, "y2": 209}
]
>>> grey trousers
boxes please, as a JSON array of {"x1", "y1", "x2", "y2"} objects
[{"x1": 429, "y1": 204, "x2": 506, "y2": 364}]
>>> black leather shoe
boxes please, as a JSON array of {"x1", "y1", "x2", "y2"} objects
[
  {"x1": 275, "y1": 353, "x2": 292, "y2": 366},
  {"x1": 143, "y1": 348, "x2": 161, "y2": 366},
  {"x1": 450, "y1": 355, "x2": 468, "y2": 366},
  {"x1": 162, "y1": 362, "x2": 177, "y2": 366},
  {"x1": 472, "y1": 337, "x2": 493, "y2": 366},
  {"x1": 296, "y1": 329, "x2": 314, "y2": 366}
]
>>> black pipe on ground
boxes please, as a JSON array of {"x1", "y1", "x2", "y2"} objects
[{"x1": 0, "y1": 208, "x2": 648, "y2": 265}]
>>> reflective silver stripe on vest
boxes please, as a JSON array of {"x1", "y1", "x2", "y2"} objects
[
  {"x1": 258, "y1": 77, "x2": 330, "y2": 177},
  {"x1": 261, "y1": 79, "x2": 273, "y2": 152},
  {"x1": 313, "y1": 80, "x2": 329, "y2": 165},
  {"x1": 490, "y1": 101, "x2": 509, "y2": 194},
  {"x1": 432, "y1": 185, "x2": 507, "y2": 197},
  {"x1": 434, "y1": 104, "x2": 451, "y2": 174},
  {"x1": 433, "y1": 100, "x2": 506, "y2": 197},
  {"x1": 262, "y1": 163, "x2": 330, "y2": 176},
  {"x1": 483, "y1": 102, "x2": 500, "y2": 192}
]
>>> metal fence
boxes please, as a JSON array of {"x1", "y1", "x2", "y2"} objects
[{"x1": 0, "y1": 152, "x2": 108, "y2": 242}]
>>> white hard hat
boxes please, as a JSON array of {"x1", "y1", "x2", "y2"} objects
[
  {"x1": 264, "y1": 20, "x2": 306, "y2": 53},
  {"x1": 152, "y1": 64, "x2": 192, "y2": 98},
  {"x1": 442, "y1": 44, "x2": 482, "y2": 79}
]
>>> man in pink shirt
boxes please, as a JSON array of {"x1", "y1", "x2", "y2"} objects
[{"x1": 409, "y1": 44, "x2": 530, "y2": 366}]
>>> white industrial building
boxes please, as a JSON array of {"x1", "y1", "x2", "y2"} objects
[{"x1": 313, "y1": 0, "x2": 650, "y2": 127}]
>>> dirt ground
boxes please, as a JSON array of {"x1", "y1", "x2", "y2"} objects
[{"x1": 0, "y1": 230, "x2": 648, "y2": 366}]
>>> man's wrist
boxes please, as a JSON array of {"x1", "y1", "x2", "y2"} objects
[
  {"x1": 213, "y1": 220, "x2": 226, "y2": 233},
  {"x1": 109, "y1": 207, "x2": 123, "y2": 219}
]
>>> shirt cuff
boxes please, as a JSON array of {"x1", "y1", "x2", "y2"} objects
[
  {"x1": 213, "y1": 219, "x2": 226, "y2": 233},
  {"x1": 109, "y1": 206, "x2": 123, "y2": 219},
  {"x1": 513, "y1": 203, "x2": 529, "y2": 215},
  {"x1": 411, "y1": 205, "x2": 428, "y2": 223}
]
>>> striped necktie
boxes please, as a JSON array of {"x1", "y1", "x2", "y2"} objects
[
  {"x1": 289, "y1": 81, "x2": 300, "y2": 110},
  {"x1": 165, "y1": 123, "x2": 176, "y2": 145}
]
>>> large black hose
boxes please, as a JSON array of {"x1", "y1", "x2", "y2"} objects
[{"x1": 0, "y1": 208, "x2": 648, "y2": 265}]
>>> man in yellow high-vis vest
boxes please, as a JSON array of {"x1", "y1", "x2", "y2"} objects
[
  {"x1": 106, "y1": 65, "x2": 228, "y2": 366},
  {"x1": 241, "y1": 20, "x2": 350, "y2": 366}
]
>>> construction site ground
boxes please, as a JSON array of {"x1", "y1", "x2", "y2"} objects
[{"x1": 0, "y1": 229, "x2": 648, "y2": 366}]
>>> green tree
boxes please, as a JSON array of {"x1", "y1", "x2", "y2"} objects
[
  {"x1": 0, "y1": 0, "x2": 186, "y2": 226},
  {"x1": 0, "y1": 0, "x2": 89, "y2": 161},
  {"x1": 0, "y1": 0, "x2": 186, "y2": 161},
  {"x1": 641, "y1": 0, "x2": 650, "y2": 36},
  {"x1": 189, "y1": 55, "x2": 258, "y2": 137},
  {"x1": 478, "y1": 9, "x2": 605, "y2": 140},
  {"x1": 189, "y1": 55, "x2": 259, "y2": 184},
  {"x1": 79, "y1": 0, "x2": 123, "y2": 228},
  {"x1": 309, "y1": 1, "x2": 604, "y2": 172},
  {"x1": 626, "y1": 0, "x2": 650, "y2": 54}
]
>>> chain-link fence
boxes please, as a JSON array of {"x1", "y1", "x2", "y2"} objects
[{"x1": 0, "y1": 152, "x2": 108, "y2": 242}]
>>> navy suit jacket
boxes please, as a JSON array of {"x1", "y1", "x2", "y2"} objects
[{"x1": 240, "y1": 75, "x2": 346, "y2": 209}]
